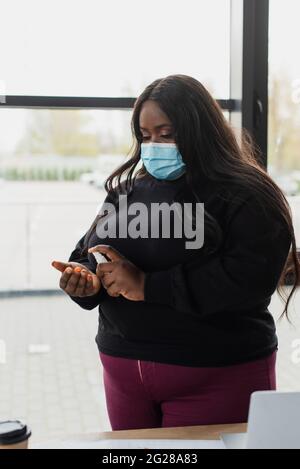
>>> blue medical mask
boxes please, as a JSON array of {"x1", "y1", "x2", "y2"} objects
[{"x1": 141, "y1": 143, "x2": 186, "y2": 181}]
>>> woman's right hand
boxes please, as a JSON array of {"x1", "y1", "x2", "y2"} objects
[{"x1": 51, "y1": 261, "x2": 101, "y2": 297}]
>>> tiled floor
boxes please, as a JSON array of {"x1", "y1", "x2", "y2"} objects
[
  {"x1": 0, "y1": 294, "x2": 111, "y2": 443},
  {"x1": 0, "y1": 288, "x2": 299, "y2": 444}
]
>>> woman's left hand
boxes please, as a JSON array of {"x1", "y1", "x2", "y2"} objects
[{"x1": 88, "y1": 245, "x2": 145, "y2": 302}]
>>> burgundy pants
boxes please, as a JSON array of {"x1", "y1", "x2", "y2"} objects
[{"x1": 99, "y1": 351, "x2": 276, "y2": 431}]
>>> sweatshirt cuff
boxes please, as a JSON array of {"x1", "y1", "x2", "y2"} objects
[
  {"x1": 69, "y1": 285, "x2": 106, "y2": 311},
  {"x1": 144, "y1": 270, "x2": 174, "y2": 307}
]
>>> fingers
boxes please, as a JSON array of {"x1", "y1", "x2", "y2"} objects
[
  {"x1": 52, "y1": 260, "x2": 69, "y2": 273},
  {"x1": 57, "y1": 259, "x2": 98, "y2": 298},
  {"x1": 75, "y1": 270, "x2": 89, "y2": 297},
  {"x1": 64, "y1": 270, "x2": 81, "y2": 295},
  {"x1": 97, "y1": 270, "x2": 120, "y2": 296},
  {"x1": 96, "y1": 263, "x2": 114, "y2": 277},
  {"x1": 55, "y1": 249, "x2": 122, "y2": 298},
  {"x1": 59, "y1": 267, "x2": 73, "y2": 290},
  {"x1": 52, "y1": 261, "x2": 93, "y2": 276},
  {"x1": 88, "y1": 245, "x2": 124, "y2": 262},
  {"x1": 100, "y1": 273, "x2": 115, "y2": 290},
  {"x1": 85, "y1": 274, "x2": 97, "y2": 295},
  {"x1": 106, "y1": 285, "x2": 121, "y2": 297},
  {"x1": 86, "y1": 274, "x2": 94, "y2": 290},
  {"x1": 60, "y1": 268, "x2": 86, "y2": 296},
  {"x1": 96, "y1": 262, "x2": 115, "y2": 290},
  {"x1": 92, "y1": 254, "x2": 127, "y2": 298}
]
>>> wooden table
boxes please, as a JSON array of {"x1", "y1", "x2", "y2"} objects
[
  {"x1": 31, "y1": 423, "x2": 247, "y2": 448},
  {"x1": 87, "y1": 423, "x2": 247, "y2": 440}
]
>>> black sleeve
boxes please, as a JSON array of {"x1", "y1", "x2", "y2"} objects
[
  {"x1": 144, "y1": 195, "x2": 292, "y2": 317},
  {"x1": 67, "y1": 230, "x2": 108, "y2": 311},
  {"x1": 66, "y1": 188, "x2": 124, "y2": 310}
]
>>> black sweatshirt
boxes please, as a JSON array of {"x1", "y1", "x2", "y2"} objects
[{"x1": 68, "y1": 172, "x2": 292, "y2": 367}]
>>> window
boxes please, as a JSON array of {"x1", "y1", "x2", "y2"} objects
[
  {"x1": 269, "y1": 0, "x2": 300, "y2": 247},
  {"x1": 268, "y1": 0, "x2": 300, "y2": 395},
  {"x1": 0, "y1": 0, "x2": 230, "y2": 99},
  {"x1": 0, "y1": 109, "x2": 132, "y2": 291},
  {"x1": 5, "y1": 0, "x2": 295, "y2": 444}
]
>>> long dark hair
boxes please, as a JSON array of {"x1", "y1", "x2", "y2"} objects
[{"x1": 88, "y1": 75, "x2": 300, "y2": 318}]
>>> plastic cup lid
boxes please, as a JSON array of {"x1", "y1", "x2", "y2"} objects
[{"x1": 0, "y1": 420, "x2": 31, "y2": 445}]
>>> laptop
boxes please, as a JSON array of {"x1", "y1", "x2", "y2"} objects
[{"x1": 221, "y1": 391, "x2": 300, "y2": 449}]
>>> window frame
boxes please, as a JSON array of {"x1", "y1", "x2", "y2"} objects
[
  {"x1": 230, "y1": 0, "x2": 269, "y2": 169},
  {"x1": 0, "y1": 0, "x2": 269, "y2": 166}
]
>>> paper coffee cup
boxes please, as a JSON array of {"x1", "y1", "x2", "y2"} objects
[{"x1": 0, "y1": 420, "x2": 31, "y2": 449}]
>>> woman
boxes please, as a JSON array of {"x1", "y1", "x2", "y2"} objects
[{"x1": 52, "y1": 75, "x2": 299, "y2": 431}]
